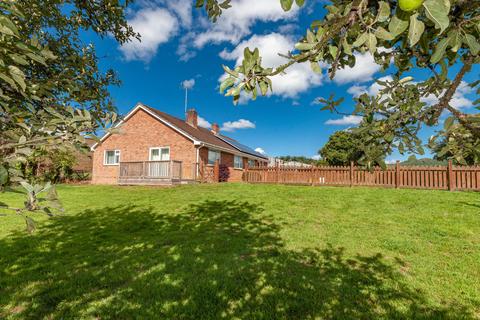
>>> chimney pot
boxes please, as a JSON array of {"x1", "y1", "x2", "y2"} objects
[
  {"x1": 211, "y1": 123, "x2": 220, "y2": 135},
  {"x1": 186, "y1": 109, "x2": 198, "y2": 128}
]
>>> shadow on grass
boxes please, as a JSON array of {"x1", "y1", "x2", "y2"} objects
[
  {"x1": 459, "y1": 201, "x2": 480, "y2": 210},
  {"x1": 0, "y1": 200, "x2": 473, "y2": 319}
]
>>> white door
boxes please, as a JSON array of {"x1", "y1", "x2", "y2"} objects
[{"x1": 149, "y1": 147, "x2": 170, "y2": 177}]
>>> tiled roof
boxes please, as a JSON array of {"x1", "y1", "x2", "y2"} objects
[{"x1": 142, "y1": 105, "x2": 268, "y2": 159}]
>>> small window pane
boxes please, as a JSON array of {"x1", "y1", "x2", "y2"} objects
[
  {"x1": 150, "y1": 148, "x2": 170, "y2": 161},
  {"x1": 160, "y1": 148, "x2": 170, "y2": 160},
  {"x1": 105, "y1": 150, "x2": 120, "y2": 165},
  {"x1": 248, "y1": 159, "x2": 255, "y2": 167},
  {"x1": 150, "y1": 149, "x2": 160, "y2": 160},
  {"x1": 208, "y1": 150, "x2": 220, "y2": 165},
  {"x1": 234, "y1": 156, "x2": 243, "y2": 169}
]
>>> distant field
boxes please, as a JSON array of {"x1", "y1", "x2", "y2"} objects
[{"x1": 1, "y1": 184, "x2": 479, "y2": 319}]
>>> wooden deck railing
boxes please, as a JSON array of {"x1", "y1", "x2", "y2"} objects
[
  {"x1": 243, "y1": 161, "x2": 480, "y2": 191},
  {"x1": 119, "y1": 160, "x2": 183, "y2": 180}
]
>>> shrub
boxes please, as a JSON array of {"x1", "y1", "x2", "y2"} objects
[{"x1": 218, "y1": 164, "x2": 230, "y2": 182}]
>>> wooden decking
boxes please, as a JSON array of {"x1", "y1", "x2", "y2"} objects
[{"x1": 118, "y1": 160, "x2": 197, "y2": 185}]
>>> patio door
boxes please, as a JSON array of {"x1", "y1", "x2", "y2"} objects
[{"x1": 149, "y1": 147, "x2": 170, "y2": 177}]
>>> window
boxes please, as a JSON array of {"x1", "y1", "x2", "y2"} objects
[
  {"x1": 150, "y1": 147, "x2": 170, "y2": 161},
  {"x1": 104, "y1": 150, "x2": 120, "y2": 165},
  {"x1": 234, "y1": 155, "x2": 243, "y2": 169},
  {"x1": 208, "y1": 149, "x2": 221, "y2": 165},
  {"x1": 248, "y1": 159, "x2": 255, "y2": 168}
]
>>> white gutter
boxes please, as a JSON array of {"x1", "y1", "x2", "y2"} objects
[{"x1": 195, "y1": 146, "x2": 200, "y2": 177}]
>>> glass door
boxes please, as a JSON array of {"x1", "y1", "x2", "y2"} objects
[{"x1": 149, "y1": 147, "x2": 170, "y2": 177}]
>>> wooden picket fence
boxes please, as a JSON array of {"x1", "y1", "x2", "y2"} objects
[{"x1": 243, "y1": 161, "x2": 480, "y2": 191}]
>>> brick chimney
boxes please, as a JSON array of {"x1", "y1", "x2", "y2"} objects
[
  {"x1": 211, "y1": 123, "x2": 220, "y2": 135},
  {"x1": 185, "y1": 109, "x2": 198, "y2": 128}
]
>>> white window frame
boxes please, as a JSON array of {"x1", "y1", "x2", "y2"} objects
[
  {"x1": 149, "y1": 146, "x2": 170, "y2": 161},
  {"x1": 248, "y1": 159, "x2": 256, "y2": 168},
  {"x1": 208, "y1": 149, "x2": 221, "y2": 166},
  {"x1": 234, "y1": 155, "x2": 243, "y2": 169},
  {"x1": 104, "y1": 150, "x2": 120, "y2": 165}
]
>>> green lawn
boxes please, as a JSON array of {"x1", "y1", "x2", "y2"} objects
[{"x1": 0, "y1": 184, "x2": 479, "y2": 319}]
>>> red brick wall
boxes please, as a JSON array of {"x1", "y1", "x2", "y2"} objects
[
  {"x1": 92, "y1": 108, "x2": 197, "y2": 184},
  {"x1": 198, "y1": 147, "x2": 245, "y2": 182}
]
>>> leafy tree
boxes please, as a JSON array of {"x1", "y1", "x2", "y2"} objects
[
  {"x1": 319, "y1": 130, "x2": 366, "y2": 166},
  {"x1": 203, "y1": 0, "x2": 479, "y2": 166},
  {"x1": 401, "y1": 154, "x2": 447, "y2": 166},
  {"x1": 429, "y1": 124, "x2": 480, "y2": 164},
  {"x1": 0, "y1": 0, "x2": 136, "y2": 230},
  {"x1": 277, "y1": 156, "x2": 325, "y2": 166},
  {"x1": 20, "y1": 146, "x2": 81, "y2": 184}
]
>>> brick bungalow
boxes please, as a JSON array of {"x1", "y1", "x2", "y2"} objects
[{"x1": 91, "y1": 103, "x2": 268, "y2": 185}]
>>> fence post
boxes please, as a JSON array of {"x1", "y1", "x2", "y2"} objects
[
  {"x1": 214, "y1": 160, "x2": 220, "y2": 183},
  {"x1": 311, "y1": 166, "x2": 315, "y2": 186},
  {"x1": 349, "y1": 162, "x2": 353, "y2": 187},
  {"x1": 395, "y1": 161, "x2": 400, "y2": 189},
  {"x1": 276, "y1": 163, "x2": 280, "y2": 184},
  {"x1": 448, "y1": 160, "x2": 454, "y2": 191}
]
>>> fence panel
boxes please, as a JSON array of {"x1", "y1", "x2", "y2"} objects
[{"x1": 243, "y1": 161, "x2": 480, "y2": 191}]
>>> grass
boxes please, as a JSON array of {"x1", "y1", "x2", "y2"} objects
[{"x1": 0, "y1": 183, "x2": 479, "y2": 319}]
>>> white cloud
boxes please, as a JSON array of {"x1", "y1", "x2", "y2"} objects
[
  {"x1": 348, "y1": 77, "x2": 473, "y2": 111},
  {"x1": 347, "y1": 75, "x2": 393, "y2": 97},
  {"x1": 167, "y1": 0, "x2": 192, "y2": 27},
  {"x1": 181, "y1": 78, "x2": 195, "y2": 89},
  {"x1": 193, "y1": 0, "x2": 299, "y2": 48},
  {"x1": 120, "y1": 8, "x2": 178, "y2": 62},
  {"x1": 311, "y1": 155, "x2": 321, "y2": 160},
  {"x1": 325, "y1": 115, "x2": 363, "y2": 125},
  {"x1": 177, "y1": 0, "x2": 302, "y2": 60},
  {"x1": 197, "y1": 116, "x2": 211, "y2": 128},
  {"x1": 421, "y1": 81, "x2": 473, "y2": 109},
  {"x1": 349, "y1": 78, "x2": 474, "y2": 110},
  {"x1": 177, "y1": 32, "x2": 197, "y2": 61},
  {"x1": 255, "y1": 147, "x2": 266, "y2": 154},
  {"x1": 385, "y1": 158, "x2": 399, "y2": 164},
  {"x1": 277, "y1": 23, "x2": 298, "y2": 34},
  {"x1": 347, "y1": 85, "x2": 368, "y2": 97},
  {"x1": 220, "y1": 33, "x2": 324, "y2": 99},
  {"x1": 221, "y1": 119, "x2": 256, "y2": 131},
  {"x1": 334, "y1": 53, "x2": 382, "y2": 84}
]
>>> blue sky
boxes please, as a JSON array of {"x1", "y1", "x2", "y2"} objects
[{"x1": 87, "y1": 0, "x2": 478, "y2": 161}]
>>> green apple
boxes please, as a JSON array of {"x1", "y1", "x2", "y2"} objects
[{"x1": 398, "y1": 0, "x2": 424, "y2": 11}]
